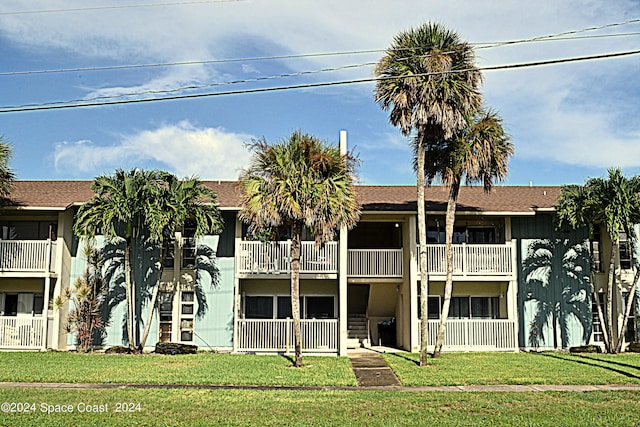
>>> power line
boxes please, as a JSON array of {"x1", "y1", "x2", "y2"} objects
[
  {"x1": 0, "y1": 0, "x2": 245, "y2": 15},
  {"x1": 3, "y1": 29, "x2": 639, "y2": 78},
  {"x1": 477, "y1": 17, "x2": 640, "y2": 50},
  {"x1": 0, "y1": 50, "x2": 384, "y2": 77},
  {"x1": 1, "y1": 48, "x2": 638, "y2": 114},
  {"x1": 2, "y1": 17, "x2": 640, "y2": 77},
  {"x1": 33, "y1": 60, "x2": 379, "y2": 106}
]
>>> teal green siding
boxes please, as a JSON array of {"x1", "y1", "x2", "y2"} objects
[
  {"x1": 68, "y1": 233, "x2": 235, "y2": 350},
  {"x1": 193, "y1": 257, "x2": 234, "y2": 348},
  {"x1": 68, "y1": 236, "x2": 130, "y2": 348},
  {"x1": 512, "y1": 214, "x2": 591, "y2": 349}
]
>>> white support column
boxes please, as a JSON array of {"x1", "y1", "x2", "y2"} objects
[
  {"x1": 409, "y1": 215, "x2": 419, "y2": 352},
  {"x1": 508, "y1": 238, "x2": 519, "y2": 350},
  {"x1": 504, "y1": 217, "x2": 512, "y2": 241},
  {"x1": 171, "y1": 231, "x2": 183, "y2": 343},
  {"x1": 233, "y1": 216, "x2": 243, "y2": 353},
  {"x1": 338, "y1": 130, "x2": 348, "y2": 355},
  {"x1": 51, "y1": 210, "x2": 72, "y2": 350},
  {"x1": 41, "y1": 239, "x2": 52, "y2": 351}
]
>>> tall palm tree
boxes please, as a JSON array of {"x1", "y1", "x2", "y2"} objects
[
  {"x1": 375, "y1": 22, "x2": 482, "y2": 365},
  {"x1": 138, "y1": 175, "x2": 223, "y2": 350},
  {"x1": 424, "y1": 109, "x2": 513, "y2": 357},
  {"x1": 0, "y1": 136, "x2": 16, "y2": 200},
  {"x1": 74, "y1": 168, "x2": 167, "y2": 349},
  {"x1": 239, "y1": 131, "x2": 360, "y2": 367},
  {"x1": 555, "y1": 168, "x2": 640, "y2": 352}
]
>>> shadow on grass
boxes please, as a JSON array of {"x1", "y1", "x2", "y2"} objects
[
  {"x1": 576, "y1": 354, "x2": 640, "y2": 372},
  {"x1": 383, "y1": 351, "x2": 421, "y2": 367},
  {"x1": 536, "y1": 352, "x2": 640, "y2": 380},
  {"x1": 280, "y1": 353, "x2": 296, "y2": 366}
]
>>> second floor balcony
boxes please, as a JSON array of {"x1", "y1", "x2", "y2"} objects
[
  {"x1": 424, "y1": 240, "x2": 516, "y2": 278},
  {"x1": 0, "y1": 240, "x2": 57, "y2": 274},
  {"x1": 236, "y1": 240, "x2": 516, "y2": 279},
  {"x1": 347, "y1": 249, "x2": 403, "y2": 278},
  {"x1": 237, "y1": 241, "x2": 338, "y2": 275}
]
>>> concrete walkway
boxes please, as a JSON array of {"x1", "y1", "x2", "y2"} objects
[
  {"x1": 2, "y1": 381, "x2": 640, "y2": 392},
  {"x1": 347, "y1": 348, "x2": 402, "y2": 387}
]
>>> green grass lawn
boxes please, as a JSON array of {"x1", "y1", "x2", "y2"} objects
[
  {"x1": 382, "y1": 351, "x2": 640, "y2": 386},
  {"x1": 0, "y1": 351, "x2": 356, "y2": 387},
  {"x1": 2, "y1": 351, "x2": 640, "y2": 387},
  {"x1": 0, "y1": 388, "x2": 638, "y2": 426},
  {"x1": 2, "y1": 351, "x2": 640, "y2": 426}
]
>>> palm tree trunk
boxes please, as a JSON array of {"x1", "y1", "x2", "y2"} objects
[
  {"x1": 138, "y1": 284, "x2": 160, "y2": 351},
  {"x1": 615, "y1": 267, "x2": 639, "y2": 353},
  {"x1": 433, "y1": 180, "x2": 460, "y2": 357},
  {"x1": 291, "y1": 222, "x2": 303, "y2": 367},
  {"x1": 124, "y1": 238, "x2": 135, "y2": 350},
  {"x1": 138, "y1": 238, "x2": 171, "y2": 351},
  {"x1": 606, "y1": 241, "x2": 618, "y2": 353},
  {"x1": 416, "y1": 137, "x2": 430, "y2": 366}
]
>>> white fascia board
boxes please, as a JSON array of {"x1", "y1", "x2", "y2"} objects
[{"x1": 2, "y1": 206, "x2": 66, "y2": 212}]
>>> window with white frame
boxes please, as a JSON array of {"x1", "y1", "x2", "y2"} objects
[
  {"x1": 619, "y1": 232, "x2": 633, "y2": 270},
  {"x1": 591, "y1": 293, "x2": 605, "y2": 343},
  {"x1": 244, "y1": 295, "x2": 336, "y2": 319},
  {"x1": 622, "y1": 292, "x2": 638, "y2": 344},
  {"x1": 424, "y1": 295, "x2": 500, "y2": 320},
  {"x1": 181, "y1": 220, "x2": 197, "y2": 269},
  {"x1": 158, "y1": 292, "x2": 174, "y2": 343},
  {"x1": 0, "y1": 293, "x2": 44, "y2": 316},
  {"x1": 180, "y1": 291, "x2": 195, "y2": 342}
]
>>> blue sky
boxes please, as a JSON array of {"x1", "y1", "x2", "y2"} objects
[{"x1": 1, "y1": 0, "x2": 640, "y2": 186}]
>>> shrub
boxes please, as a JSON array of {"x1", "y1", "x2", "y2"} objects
[{"x1": 155, "y1": 342, "x2": 198, "y2": 355}]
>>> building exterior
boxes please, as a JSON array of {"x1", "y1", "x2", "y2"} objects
[{"x1": 0, "y1": 180, "x2": 637, "y2": 353}]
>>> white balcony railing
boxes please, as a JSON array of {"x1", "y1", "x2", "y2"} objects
[
  {"x1": 0, "y1": 240, "x2": 57, "y2": 273},
  {"x1": 425, "y1": 319, "x2": 517, "y2": 351},
  {"x1": 0, "y1": 317, "x2": 45, "y2": 349},
  {"x1": 424, "y1": 241, "x2": 515, "y2": 277},
  {"x1": 237, "y1": 241, "x2": 338, "y2": 274},
  {"x1": 236, "y1": 318, "x2": 338, "y2": 353},
  {"x1": 347, "y1": 249, "x2": 403, "y2": 277}
]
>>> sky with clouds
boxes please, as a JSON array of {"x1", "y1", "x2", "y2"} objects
[{"x1": 1, "y1": 0, "x2": 640, "y2": 185}]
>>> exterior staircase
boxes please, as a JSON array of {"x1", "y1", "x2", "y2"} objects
[{"x1": 347, "y1": 314, "x2": 370, "y2": 349}]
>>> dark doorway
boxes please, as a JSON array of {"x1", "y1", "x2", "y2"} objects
[
  {"x1": 348, "y1": 284, "x2": 369, "y2": 315},
  {"x1": 4, "y1": 294, "x2": 18, "y2": 316}
]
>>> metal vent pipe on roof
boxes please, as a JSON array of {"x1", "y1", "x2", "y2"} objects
[{"x1": 339, "y1": 130, "x2": 347, "y2": 155}]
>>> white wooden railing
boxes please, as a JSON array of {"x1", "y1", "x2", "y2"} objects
[
  {"x1": 237, "y1": 241, "x2": 338, "y2": 274},
  {"x1": 424, "y1": 319, "x2": 517, "y2": 351},
  {"x1": 236, "y1": 318, "x2": 338, "y2": 353},
  {"x1": 0, "y1": 317, "x2": 45, "y2": 348},
  {"x1": 424, "y1": 241, "x2": 515, "y2": 276},
  {"x1": 347, "y1": 249, "x2": 403, "y2": 277},
  {"x1": 0, "y1": 240, "x2": 57, "y2": 273}
]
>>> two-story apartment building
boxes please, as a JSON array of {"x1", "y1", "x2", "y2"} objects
[{"x1": 1, "y1": 180, "x2": 636, "y2": 354}]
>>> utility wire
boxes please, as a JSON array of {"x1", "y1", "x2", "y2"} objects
[
  {"x1": 2, "y1": 18, "x2": 640, "y2": 77},
  {"x1": 69, "y1": 61, "x2": 380, "y2": 103},
  {"x1": 0, "y1": 0, "x2": 245, "y2": 15},
  {"x1": 477, "y1": 17, "x2": 640, "y2": 50},
  {"x1": 0, "y1": 50, "x2": 384, "y2": 77},
  {"x1": 1, "y1": 48, "x2": 638, "y2": 114}
]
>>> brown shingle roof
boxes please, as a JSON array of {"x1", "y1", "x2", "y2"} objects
[
  {"x1": 357, "y1": 185, "x2": 562, "y2": 214},
  {"x1": 4, "y1": 181, "x2": 94, "y2": 209},
  {"x1": 5, "y1": 180, "x2": 562, "y2": 214}
]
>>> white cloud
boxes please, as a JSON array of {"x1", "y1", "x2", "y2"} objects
[
  {"x1": 54, "y1": 122, "x2": 252, "y2": 179},
  {"x1": 53, "y1": 140, "x2": 130, "y2": 174}
]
